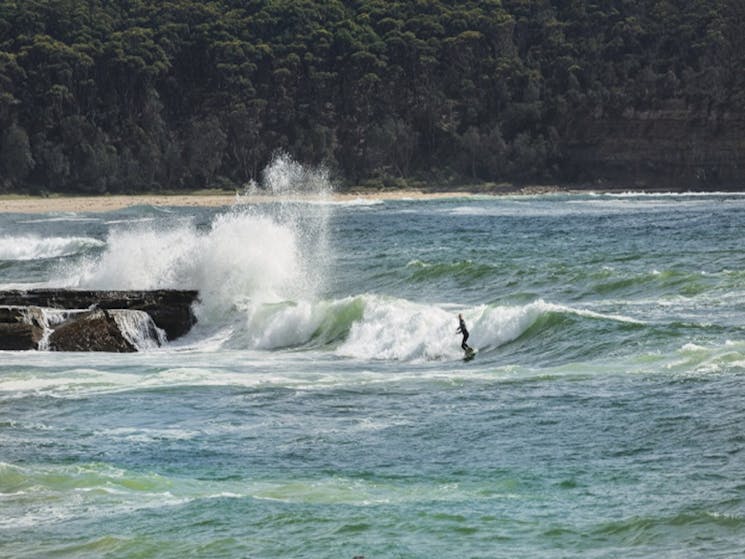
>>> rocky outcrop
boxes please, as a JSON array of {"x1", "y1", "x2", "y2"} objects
[
  {"x1": 0, "y1": 289, "x2": 198, "y2": 340},
  {"x1": 0, "y1": 307, "x2": 44, "y2": 350},
  {"x1": 0, "y1": 290, "x2": 199, "y2": 352},
  {"x1": 47, "y1": 309, "x2": 137, "y2": 352}
]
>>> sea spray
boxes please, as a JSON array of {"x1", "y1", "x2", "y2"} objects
[
  {"x1": 245, "y1": 151, "x2": 332, "y2": 198},
  {"x1": 61, "y1": 225, "x2": 197, "y2": 290},
  {"x1": 58, "y1": 213, "x2": 318, "y2": 348},
  {"x1": 239, "y1": 152, "x2": 333, "y2": 297},
  {"x1": 194, "y1": 155, "x2": 336, "y2": 348},
  {"x1": 57, "y1": 155, "x2": 336, "y2": 349}
]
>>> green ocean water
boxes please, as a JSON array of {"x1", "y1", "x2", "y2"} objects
[{"x1": 2, "y1": 182, "x2": 745, "y2": 557}]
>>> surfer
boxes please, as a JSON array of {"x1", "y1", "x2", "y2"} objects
[{"x1": 456, "y1": 313, "x2": 472, "y2": 352}]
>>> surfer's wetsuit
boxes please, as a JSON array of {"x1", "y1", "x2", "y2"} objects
[{"x1": 457, "y1": 317, "x2": 471, "y2": 351}]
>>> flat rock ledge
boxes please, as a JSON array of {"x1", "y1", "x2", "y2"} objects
[{"x1": 0, "y1": 289, "x2": 199, "y2": 352}]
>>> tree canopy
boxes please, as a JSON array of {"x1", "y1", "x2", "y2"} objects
[{"x1": 0, "y1": 0, "x2": 742, "y2": 193}]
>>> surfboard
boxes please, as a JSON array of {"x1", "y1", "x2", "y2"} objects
[{"x1": 464, "y1": 347, "x2": 476, "y2": 361}]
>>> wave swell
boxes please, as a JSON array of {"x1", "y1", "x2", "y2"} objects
[{"x1": 0, "y1": 235, "x2": 104, "y2": 261}]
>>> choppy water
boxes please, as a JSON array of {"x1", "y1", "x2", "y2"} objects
[{"x1": 2, "y1": 176, "x2": 745, "y2": 557}]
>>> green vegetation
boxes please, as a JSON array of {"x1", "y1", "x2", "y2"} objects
[{"x1": 0, "y1": 0, "x2": 742, "y2": 193}]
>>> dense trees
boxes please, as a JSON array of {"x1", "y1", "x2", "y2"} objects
[{"x1": 0, "y1": 0, "x2": 740, "y2": 193}]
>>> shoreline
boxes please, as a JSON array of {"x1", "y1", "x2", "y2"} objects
[
  {"x1": 0, "y1": 188, "x2": 512, "y2": 213},
  {"x1": 0, "y1": 185, "x2": 740, "y2": 213}
]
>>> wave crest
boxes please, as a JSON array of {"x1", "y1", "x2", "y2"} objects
[{"x1": 0, "y1": 235, "x2": 104, "y2": 261}]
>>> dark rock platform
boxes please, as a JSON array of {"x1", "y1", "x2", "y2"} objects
[
  {"x1": 47, "y1": 309, "x2": 138, "y2": 352},
  {"x1": 0, "y1": 306, "x2": 44, "y2": 350},
  {"x1": 0, "y1": 289, "x2": 199, "y2": 352}
]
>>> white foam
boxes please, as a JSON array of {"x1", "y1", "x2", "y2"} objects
[
  {"x1": 337, "y1": 296, "x2": 459, "y2": 361},
  {"x1": 94, "y1": 426, "x2": 199, "y2": 442},
  {"x1": 111, "y1": 310, "x2": 166, "y2": 350},
  {"x1": 549, "y1": 301, "x2": 646, "y2": 325},
  {"x1": 335, "y1": 297, "x2": 646, "y2": 362},
  {"x1": 55, "y1": 206, "x2": 319, "y2": 330},
  {"x1": 597, "y1": 190, "x2": 745, "y2": 198},
  {"x1": 251, "y1": 151, "x2": 331, "y2": 197}
]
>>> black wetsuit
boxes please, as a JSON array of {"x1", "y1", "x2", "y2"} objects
[{"x1": 457, "y1": 318, "x2": 471, "y2": 351}]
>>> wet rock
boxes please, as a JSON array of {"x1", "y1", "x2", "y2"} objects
[
  {"x1": 0, "y1": 307, "x2": 44, "y2": 350},
  {"x1": 47, "y1": 309, "x2": 137, "y2": 352},
  {"x1": 0, "y1": 289, "x2": 198, "y2": 340}
]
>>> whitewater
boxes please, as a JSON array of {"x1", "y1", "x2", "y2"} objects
[{"x1": 2, "y1": 161, "x2": 745, "y2": 558}]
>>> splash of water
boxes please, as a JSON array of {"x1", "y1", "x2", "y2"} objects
[
  {"x1": 237, "y1": 152, "x2": 333, "y2": 299},
  {"x1": 243, "y1": 151, "x2": 332, "y2": 198},
  {"x1": 57, "y1": 155, "x2": 335, "y2": 342}
]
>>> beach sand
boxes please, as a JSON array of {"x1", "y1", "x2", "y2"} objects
[
  {"x1": 0, "y1": 188, "x2": 533, "y2": 214},
  {"x1": 0, "y1": 183, "x2": 709, "y2": 213}
]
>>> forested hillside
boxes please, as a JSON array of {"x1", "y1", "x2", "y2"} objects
[{"x1": 1, "y1": 0, "x2": 743, "y2": 193}]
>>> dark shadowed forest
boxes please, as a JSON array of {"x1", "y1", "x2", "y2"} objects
[{"x1": 1, "y1": 0, "x2": 744, "y2": 194}]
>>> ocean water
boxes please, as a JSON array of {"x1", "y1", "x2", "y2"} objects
[{"x1": 2, "y1": 175, "x2": 745, "y2": 557}]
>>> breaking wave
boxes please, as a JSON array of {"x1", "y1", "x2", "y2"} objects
[
  {"x1": 334, "y1": 297, "x2": 644, "y2": 362},
  {"x1": 0, "y1": 235, "x2": 104, "y2": 261}
]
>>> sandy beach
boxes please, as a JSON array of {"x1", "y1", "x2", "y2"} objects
[
  {"x1": 0, "y1": 184, "x2": 722, "y2": 213},
  {"x1": 0, "y1": 188, "x2": 526, "y2": 214}
]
